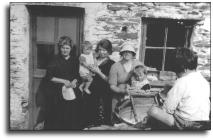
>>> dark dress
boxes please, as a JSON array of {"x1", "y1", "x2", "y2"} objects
[
  {"x1": 43, "y1": 54, "x2": 83, "y2": 130},
  {"x1": 83, "y1": 58, "x2": 115, "y2": 127}
]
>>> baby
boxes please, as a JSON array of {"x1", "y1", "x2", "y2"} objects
[
  {"x1": 129, "y1": 64, "x2": 150, "y2": 91},
  {"x1": 79, "y1": 41, "x2": 97, "y2": 94}
]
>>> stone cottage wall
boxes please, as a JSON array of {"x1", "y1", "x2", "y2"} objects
[
  {"x1": 10, "y1": 2, "x2": 210, "y2": 130},
  {"x1": 10, "y1": 4, "x2": 30, "y2": 129},
  {"x1": 81, "y1": 2, "x2": 211, "y2": 75}
]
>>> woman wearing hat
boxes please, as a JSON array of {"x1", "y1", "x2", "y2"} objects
[{"x1": 108, "y1": 43, "x2": 143, "y2": 123}]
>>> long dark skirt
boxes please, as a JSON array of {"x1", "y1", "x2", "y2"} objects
[
  {"x1": 82, "y1": 93, "x2": 100, "y2": 127},
  {"x1": 44, "y1": 88, "x2": 83, "y2": 130},
  {"x1": 82, "y1": 92, "x2": 112, "y2": 127},
  {"x1": 59, "y1": 99, "x2": 83, "y2": 130}
]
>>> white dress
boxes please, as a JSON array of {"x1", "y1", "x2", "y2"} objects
[
  {"x1": 131, "y1": 79, "x2": 150, "y2": 90},
  {"x1": 79, "y1": 52, "x2": 95, "y2": 76}
]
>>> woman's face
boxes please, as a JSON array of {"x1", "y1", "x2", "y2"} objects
[
  {"x1": 60, "y1": 45, "x2": 71, "y2": 57},
  {"x1": 98, "y1": 46, "x2": 109, "y2": 58},
  {"x1": 122, "y1": 51, "x2": 134, "y2": 61}
]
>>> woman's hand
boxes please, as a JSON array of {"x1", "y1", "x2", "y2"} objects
[
  {"x1": 88, "y1": 65, "x2": 108, "y2": 81},
  {"x1": 63, "y1": 80, "x2": 72, "y2": 88},
  {"x1": 126, "y1": 85, "x2": 134, "y2": 94},
  {"x1": 126, "y1": 85, "x2": 141, "y2": 95},
  {"x1": 70, "y1": 79, "x2": 78, "y2": 88},
  {"x1": 88, "y1": 65, "x2": 101, "y2": 74},
  {"x1": 63, "y1": 79, "x2": 78, "y2": 88}
]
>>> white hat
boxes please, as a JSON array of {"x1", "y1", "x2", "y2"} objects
[{"x1": 120, "y1": 43, "x2": 136, "y2": 55}]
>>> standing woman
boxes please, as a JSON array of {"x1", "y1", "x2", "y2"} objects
[
  {"x1": 84, "y1": 39, "x2": 115, "y2": 126},
  {"x1": 108, "y1": 43, "x2": 143, "y2": 124},
  {"x1": 44, "y1": 36, "x2": 82, "y2": 130}
]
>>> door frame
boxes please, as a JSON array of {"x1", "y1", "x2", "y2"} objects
[{"x1": 27, "y1": 5, "x2": 85, "y2": 129}]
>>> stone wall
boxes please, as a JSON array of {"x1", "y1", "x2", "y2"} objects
[
  {"x1": 10, "y1": 4, "x2": 30, "y2": 129},
  {"x1": 82, "y1": 2, "x2": 211, "y2": 74},
  {"x1": 191, "y1": 6, "x2": 210, "y2": 80},
  {"x1": 10, "y1": 2, "x2": 210, "y2": 130}
]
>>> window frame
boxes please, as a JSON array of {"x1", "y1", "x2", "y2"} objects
[{"x1": 139, "y1": 17, "x2": 199, "y2": 71}]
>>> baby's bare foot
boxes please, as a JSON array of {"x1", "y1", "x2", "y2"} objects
[{"x1": 84, "y1": 88, "x2": 91, "y2": 94}]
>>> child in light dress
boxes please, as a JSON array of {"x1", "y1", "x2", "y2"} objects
[
  {"x1": 79, "y1": 41, "x2": 97, "y2": 94},
  {"x1": 128, "y1": 64, "x2": 150, "y2": 92}
]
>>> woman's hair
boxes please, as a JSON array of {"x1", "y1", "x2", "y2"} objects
[
  {"x1": 95, "y1": 39, "x2": 113, "y2": 55},
  {"x1": 57, "y1": 36, "x2": 74, "y2": 55},
  {"x1": 175, "y1": 47, "x2": 198, "y2": 73},
  {"x1": 81, "y1": 41, "x2": 93, "y2": 53}
]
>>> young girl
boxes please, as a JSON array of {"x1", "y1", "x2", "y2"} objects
[
  {"x1": 129, "y1": 64, "x2": 150, "y2": 91},
  {"x1": 79, "y1": 41, "x2": 97, "y2": 94}
]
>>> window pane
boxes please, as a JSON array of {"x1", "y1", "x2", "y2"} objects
[
  {"x1": 144, "y1": 49, "x2": 163, "y2": 70},
  {"x1": 167, "y1": 24, "x2": 186, "y2": 47},
  {"x1": 146, "y1": 23, "x2": 165, "y2": 47},
  {"x1": 164, "y1": 49, "x2": 177, "y2": 71},
  {"x1": 37, "y1": 44, "x2": 54, "y2": 69},
  {"x1": 36, "y1": 17, "x2": 55, "y2": 42},
  {"x1": 58, "y1": 17, "x2": 77, "y2": 44}
]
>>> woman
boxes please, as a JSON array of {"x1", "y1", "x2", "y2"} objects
[
  {"x1": 43, "y1": 36, "x2": 82, "y2": 130},
  {"x1": 108, "y1": 43, "x2": 143, "y2": 124},
  {"x1": 83, "y1": 39, "x2": 115, "y2": 127},
  {"x1": 147, "y1": 48, "x2": 210, "y2": 130}
]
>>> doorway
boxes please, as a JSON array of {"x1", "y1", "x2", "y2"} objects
[{"x1": 27, "y1": 5, "x2": 85, "y2": 129}]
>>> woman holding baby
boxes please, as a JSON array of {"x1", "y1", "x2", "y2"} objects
[
  {"x1": 108, "y1": 43, "x2": 146, "y2": 124},
  {"x1": 82, "y1": 39, "x2": 115, "y2": 127}
]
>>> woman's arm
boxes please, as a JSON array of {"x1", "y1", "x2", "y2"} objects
[
  {"x1": 89, "y1": 66, "x2": 108, "y2": 81},
  {"x1": 110, "y1": 85, "x2": 127, "y2": 94},
  {"x1": 50, "y1": 77, "x2": 72, "y2": 88},
  {"x1": 108, "y1": 64, "x2": 127, "y2": 95},
  {"x1": 51, "y1": 77, "x2": 67, "y2": 84},
  {"x1": 46, "y1": 56, "x2": 77, "y2": 88},
  {"x1": 162, "y1": 80, "x2": 183, "y2": 114},
  {"x1": 97, "y1": 70, "x2": 108, "y2": 81},
  {"x1": 51, "y1": 77, "x2": 77, "y2": 88}
]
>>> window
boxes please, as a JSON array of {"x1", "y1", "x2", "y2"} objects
[{"x1": 139, "y1": 17, "x2": 199, "y2": 72}]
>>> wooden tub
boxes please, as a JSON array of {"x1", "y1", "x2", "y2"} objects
[{"x1": 114, "y1": 91, "x2": 159, "y2": 125}]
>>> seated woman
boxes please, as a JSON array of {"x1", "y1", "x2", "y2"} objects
[
  {"x1": 43, "y1": 36, "x2": 82, "y2": 130},
  {"x1": 108, "y1": 42, "x2": 144, "y2": 124},
  {"x1": 147, "y1": 48, "x2": 210, "y2": 130}
]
